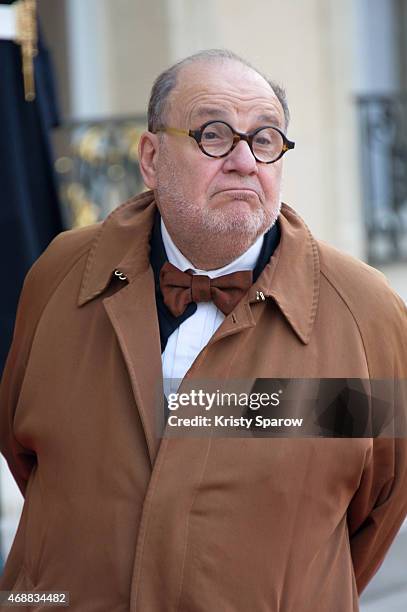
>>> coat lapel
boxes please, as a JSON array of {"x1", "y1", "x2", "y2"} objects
[
  {"x1": 77, "y1": 192, "x2": 165, "y2": 465},
  {"x1": 102, "y1": 269, "x2": 164, "y2": 466}
]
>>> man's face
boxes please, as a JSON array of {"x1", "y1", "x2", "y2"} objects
[{"x1": 151, "y1": 60, "x2": 286, "y2": 250}]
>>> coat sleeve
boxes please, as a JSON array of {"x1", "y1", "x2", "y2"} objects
[
  {"x1": 0, "y1": 260, "x2": 42, "y2": 496},
  {"x1": 344, "y1": 276, "x2": 407, "y2": 593},
  {"x1": 0, "y1": 227, "x2": 95, "y2": 496},
  {"x1": 347, "y1": 433, "x2": 407, "y2": 594}
]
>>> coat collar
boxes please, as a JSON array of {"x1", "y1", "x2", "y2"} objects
[
  {"x1": 78, "y1": 191, "x2": 157, "y2": 305},
  {"x1": 246, "y1": 203, "x2": 320, "y2": 344},
  {"x1": 78, "y1": 190, "x2": 320, "y2": 345}
]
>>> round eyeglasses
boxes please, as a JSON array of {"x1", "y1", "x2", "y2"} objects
[{"x1": 155, "y1": 120, "x2": 295, "y2": 164}]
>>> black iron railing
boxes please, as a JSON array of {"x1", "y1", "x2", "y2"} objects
[{"x1": 357, "y1": 94, "x2": 407, "y2": 264}]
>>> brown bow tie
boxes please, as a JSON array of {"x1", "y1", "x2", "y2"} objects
[{"x1": 159, "y1": 261, "x2": 253, "y2": 317}]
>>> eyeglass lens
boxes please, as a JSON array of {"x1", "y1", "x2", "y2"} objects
[{"x1": 201, "y1": 122, "x2": 284, "y2": 162}]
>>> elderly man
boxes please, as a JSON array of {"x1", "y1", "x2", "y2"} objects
[{"x1": 0, "y1": 49, "x2": 406, "y2": 612}]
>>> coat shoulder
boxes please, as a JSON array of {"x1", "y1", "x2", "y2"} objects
[
  {"x1": 17, "y1": 223, "x2": 102, "y2": 337},
  {"x1": 26, "y1": 222, "x2": 101, "y2": 291},
  {"x1": 40, "y1": 222, "x2": 101, "y2": 268},
  {"x1": 317, "y1": 239, "x2": 405, "y2": 314},
  {"x1": 317, "y1": 240, "x2": 407, "y2": 375}
]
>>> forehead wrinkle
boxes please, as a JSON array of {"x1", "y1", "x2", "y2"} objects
[
  {"x1": 168, "y1": 58, "x2": 285, "y2": 126},
  {"x1": 193, "y1": 107, "x2": 228, "y2": 119},
  {"x1": 183, "y1": 93, "x2": 283, "y2": 128},
  {"x1": 190, "y1": 106, "x2": 281, "y2": 122}
]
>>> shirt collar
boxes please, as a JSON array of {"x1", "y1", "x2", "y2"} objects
[{"x1": 161, "y1": 217, "x2": 265, "y2": 278}]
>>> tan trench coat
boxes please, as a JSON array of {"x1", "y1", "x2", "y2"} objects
[{"x1": 1, "y1": 191, "x2": 406, "y2": 612}]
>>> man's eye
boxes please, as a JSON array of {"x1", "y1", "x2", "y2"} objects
[
  {"x1": 254, "y1": 135, "x2": 272, "y2": 146},
  {"x1": 203, "y1": 131, "x2": 220, "y2": 140}
]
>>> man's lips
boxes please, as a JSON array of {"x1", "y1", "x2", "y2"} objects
[{"x1": 213, "y1": 188, "x2": 260, "y2": 198}]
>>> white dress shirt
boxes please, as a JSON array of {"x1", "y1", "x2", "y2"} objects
[{"x1": 161, "y1": 219, "x2": 264, "y2": 397}]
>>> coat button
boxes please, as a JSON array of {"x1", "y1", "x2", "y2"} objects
[{"x1": 114, "y1": 269, "x2": 127, "y2": 281}]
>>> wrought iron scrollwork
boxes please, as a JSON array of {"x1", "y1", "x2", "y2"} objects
[
  {"x1": 357, "y1": 94, "x2": 407, "y2": 264},
  {"x1": 54, "y1": 116, "x2": 146, "y2": 228}
]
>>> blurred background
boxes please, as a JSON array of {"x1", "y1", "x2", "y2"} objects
[{"x1": 0, "y1": 0, "x2": 406, "y2": 608}]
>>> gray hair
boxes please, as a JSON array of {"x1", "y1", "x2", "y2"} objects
[{"x1": 147, "y1": 49, "x2": 290, "y2": 133}]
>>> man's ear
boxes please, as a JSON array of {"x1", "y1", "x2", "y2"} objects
[{"x1": 138, "y1": 132, "x2": 160, "y2": 189}]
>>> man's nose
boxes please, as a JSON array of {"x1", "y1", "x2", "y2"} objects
[{"x1": 221, "y1": 140, "x2": 259, "y2": 175}]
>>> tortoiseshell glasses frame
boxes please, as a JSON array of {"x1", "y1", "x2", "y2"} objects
[{"x1": 155, "y1": 120, "x2": 295, "y2": 164}]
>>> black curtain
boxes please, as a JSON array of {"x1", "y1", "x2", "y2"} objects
[{"x1": 0, "y1": 1, "x2": 63, "y2": 375}]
